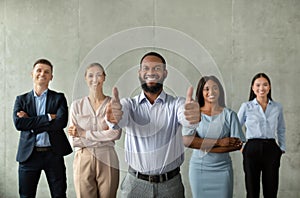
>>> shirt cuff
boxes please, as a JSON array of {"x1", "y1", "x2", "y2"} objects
[
  {"x1": 105, "y1": 115, "x2": 121, "y2": 130},
  {"x1": 47, "y1": 114, "x2": 52, "y2": 121}
]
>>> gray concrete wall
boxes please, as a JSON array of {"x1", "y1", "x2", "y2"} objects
[{"x1": 1, "y1": 0, "x2": 299, "y2": 197}]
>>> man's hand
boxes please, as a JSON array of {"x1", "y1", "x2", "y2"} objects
[
  {"x1": 50, "y1": 114, "x2": 56, "y2": 120},
  {"x1": 106, "y1": 87, "x2": 123, "y2": 124},
  {"x1": 184, "y1": 86, "x2": 200, "y2": 124},
  {"x1": 17, "y1": 111, "x2": 29, "y2": 118}
]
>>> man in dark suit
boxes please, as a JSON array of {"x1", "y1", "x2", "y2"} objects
[{"x1": 13, "y1": 58, "x2": 72, "y2": 198}]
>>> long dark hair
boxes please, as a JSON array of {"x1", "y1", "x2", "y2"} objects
[
  {"x1": 195, "y1": 75, "x2": 226, "y2": 107},
  {"x1": 249, "y1": 73, "x2": 272, "y2": 101}
]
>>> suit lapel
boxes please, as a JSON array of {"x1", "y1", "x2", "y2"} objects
[
  {"x1": 27, "y1": 91, "x2": 37, "y2": 116},
  {"x1": 46, "y1": 89, "x2": 52, "y2": 114}
]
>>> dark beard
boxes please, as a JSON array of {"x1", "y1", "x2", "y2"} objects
[{"x1": 141, "y1": 82, "x2": 163, "y2": 94}]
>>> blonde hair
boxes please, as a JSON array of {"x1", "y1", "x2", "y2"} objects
[{"x1": 84, "y1": 63, "x2": 106, "y2": 77}]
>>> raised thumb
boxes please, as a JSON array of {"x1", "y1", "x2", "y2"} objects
[
  {"x1": 112, "y1": 86, "x2": 120, "y2": 101},
  {"x1": 185, "y1": 86, "x2": 194, "y2": 103}
]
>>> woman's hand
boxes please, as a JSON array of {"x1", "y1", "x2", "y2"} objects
[
  {"x1": 217, "y1": 137, "x2": 242, "y2": 148},
  {"x1": 68, "y1": 125, "x2": 78, "y2": 137},
  {"x1": 68, "y1": 125, "x2": 86, "y2": 138}
]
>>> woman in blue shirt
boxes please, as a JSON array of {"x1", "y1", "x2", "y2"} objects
[
  {"x1": 182, "y1": 75, "x2": 245, "y2": 198},
  {"x1": 238, "y1": 73, "x2": 286, "y2": 198}
]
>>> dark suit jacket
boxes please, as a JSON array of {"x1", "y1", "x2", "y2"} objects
[{"x1": 13, "y1": 89, "x2": 73, "y2": 163}]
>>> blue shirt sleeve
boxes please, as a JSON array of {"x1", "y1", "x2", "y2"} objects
[
  {"x1": 277, "y1": 103, "x2": 286, "y2": 151},
  {"x1": 230, "y1": 110, "x2": 246, "y2": 142}
]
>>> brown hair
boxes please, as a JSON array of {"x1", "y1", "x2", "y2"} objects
[{"x1": 33, "y1": 59, "x2": 53, "y2": 72}]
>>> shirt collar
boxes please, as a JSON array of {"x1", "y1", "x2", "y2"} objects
[
  {"x1": 33, "y1": 89, "x2": 48, "y2": 98},
  {"x1": 138, "y1": 90, "x2": 166, "y2": 104},
  {"x1": 252, "y1": 98, "x2": 272, "y2": 105}
]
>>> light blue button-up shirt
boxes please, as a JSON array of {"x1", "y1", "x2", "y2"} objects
[
  {"x1": 237, "y1": 98, "x2": 286, "y2": 151},
  {"x1": 118, "y1": 91, "x2": 186, "y2": 175},
  {"x1": 34, "y1": 89, "x2": 51, "y2": 147}
]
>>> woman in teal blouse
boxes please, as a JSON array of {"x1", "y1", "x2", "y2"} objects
[{"x1": 182, "y1": 75, "x2": 245, "y2": 198}]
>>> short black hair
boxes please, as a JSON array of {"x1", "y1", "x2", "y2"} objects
[{"x1": 139, "y1": 52, "x2": 166, "y2": 68}]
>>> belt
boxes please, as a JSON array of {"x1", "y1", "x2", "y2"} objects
[
  {"x1": 128, "y1": 166, "x2": 180, "y2": 183},
  {"x1": 35, "y1": 147, "x2": 52, "y2": 152},
  {"x1": 247, "y1": 138, "x2": 275, "y2": 143}
]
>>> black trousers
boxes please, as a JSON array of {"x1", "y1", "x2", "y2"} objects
[
  {"x1": 243, "y1": 139, "x2": 282, "y2": 198},
  {"x1": 18, "y1": 149, "x2": 67, "y2": 198}
]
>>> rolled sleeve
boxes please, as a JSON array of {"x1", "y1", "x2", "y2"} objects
[{"x1": 182, "y1": 126, "x2": 197, "y2": 136}]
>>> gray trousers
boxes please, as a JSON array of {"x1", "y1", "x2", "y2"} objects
[{"x1": 120, "y1": 172, "x2": 185, "y2": 198}]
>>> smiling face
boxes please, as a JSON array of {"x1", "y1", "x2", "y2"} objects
[
  {"x1": 202, "y1": 79, "x2": 220, "y2": 104},
  {"x1": 252, "y1": 77, "x2": 271, "y2": 99},
  {"x1": 85, "y1": 65, "x2": 105, "y2": 90},
  {"x1": 31, "y1": 63, "x2": 53, "y2": 87},
  {"x1": 138, "y1": 55, "x2": 167, "y2": 94}
]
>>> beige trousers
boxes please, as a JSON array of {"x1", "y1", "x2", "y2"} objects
[{"x1": 73, "y1": 147, "x2": 119, "y2": 198}]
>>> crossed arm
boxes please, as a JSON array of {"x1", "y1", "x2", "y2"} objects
[
  {"x1": 68, "y1": 125, "x2": 121, "y2": 143},
  {"x1": 13, "y1": 94, "x2": 68, "y2": 134},
  {"x1": 183, "y1": 134, "x2": 243, "y2": 153},
  {"x1": 68, "y1": 100, "x2": 121, "y2": 143}
]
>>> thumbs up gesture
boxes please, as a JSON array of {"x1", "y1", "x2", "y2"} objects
[
  {"x1": 184, "y1": 86, "x2": 201, "y2": 124},
  {"x1": 106, "y1": 87, "x2": 123, "y2": 124}
]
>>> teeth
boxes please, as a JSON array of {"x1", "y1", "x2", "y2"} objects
[
  {"x1": 145, "y1": 78, "x2": 157, "y2": 82},
  {"x1": 146, "y1": 77, "x2": 156, "y2": 80},
  {"x1": 208, "y1": 96, "x2": 215, "y2": 99}
]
